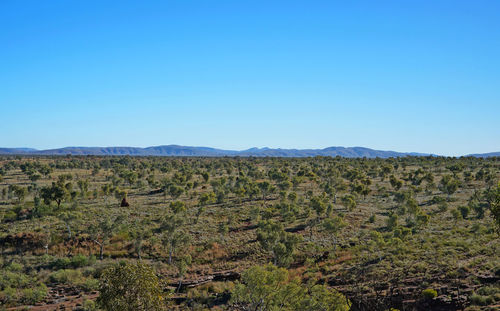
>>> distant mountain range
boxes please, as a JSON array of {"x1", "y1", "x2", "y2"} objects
[
  {"x1": 0, "y1": 145, "x2": 497, "y2": 158},
  {"x1": 465, "y1": 152, "x2": 500, "y2": 158}
]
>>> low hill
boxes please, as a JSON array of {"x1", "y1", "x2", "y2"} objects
[
  {"x1": 0, "y1": 145, "x2": 427, "y2": 158},
  {"x1": 0, "y1": 145, "x2": 498, "y2": 158}
]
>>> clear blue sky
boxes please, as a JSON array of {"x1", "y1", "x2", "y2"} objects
[{"x1": 1, "y1": 1, "x2": 499, "y2": 156}]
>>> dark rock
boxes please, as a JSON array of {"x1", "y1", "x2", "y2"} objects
[{"x1": 120, "y1": 197, "x2": 130, "y2": 207}]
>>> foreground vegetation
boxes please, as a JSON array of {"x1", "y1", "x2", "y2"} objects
[{"x1": 0, "y1": 155, "x2": 498, "y2": 310}]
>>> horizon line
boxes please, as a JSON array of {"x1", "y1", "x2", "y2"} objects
[{"x1": 1, "y1": 144, "x2": 498, "y2": 157}]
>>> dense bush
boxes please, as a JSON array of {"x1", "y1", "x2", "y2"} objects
[
  {"x1": 49, "y1": 269, "x2": 83, "y2": 284},
  {"x1": 97, "y1": 262, "x2": 166, "y2": 311},
  {"x1": 21, "y1": 284, "x2": 47, "y2": 304},
  {"x1": 421, "y1": 288, "x2": 438, "y2": 299},
  {"x1": 51, "y1": 255, "x2": 96, "y2": 270},
  {"x1": 231, "y1": 264, "x2": 349, "y2": 311}
]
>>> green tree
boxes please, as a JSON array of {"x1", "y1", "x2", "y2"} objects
[
  {"x1": 175, "y1": 254, "x2": 192, "y2": 292},
  {"x1": 59, "y1": 211, "x2": 78, "y2": 239},
  {"x1": 258, "y1": 181, "x2": 274, "y2": 202},
  {"x1": 386, "y1": 213, "x2": 398, "y2": 230},
  {"x1": 101, "y1": 184, "x2": 114, "y2": 203},
  {"x1": 11, "y1": 185, "x2": 28, "y2": 204},
  {"x1": 231, "y1": 264, "x2": 299, "y2": 311},
  {"x1": 257, "y1": 220, "x2": 301, "y2": 267},
  {"x1": 77, "y1": 179, "x2": 89, "y2": 198},
  {"x1": 451, "y1": 208, "x2": 462, "y2": 223},
  {"x1": 310, "y1": 196, "x2": 326, "y2": 219},
  {"x1": 322, "y1": 216, "x2": 346, "y2": 251},
  {"x1": 169, "y1": 201, "x2": 186, "y2": 214},
  {"x1": 198, "y1": 191, "x2": 216, "y2": 206},
  {"x1": 389, "y1": 175, "x2": 403, "y2": 190},
  {"x1": 468, "y1": 198, "x2": 485, "y2": 219},
  {"x1": 160, "y1": 215, "x2": 189, "y2": 264},
  {"x1": 41, "y1": 180, "x2": 70, "y2": 208},
  {"x1": 120, "y1": 170, "x2": 138, "y2": 187},
  {"x1": 231, "y1": 264, "x2": 349, "y2": 311},
  {"x1": 129, "y1": 223, "x2": 152, "y2": 260},
  {"x1": 298, "y1": 284, "x2": 350, "y2": 311},
  {"x1": 439, "y1": 175, "x2": 460, "y2": 198},
  {"x1": 341, "y1": 194, "x2": 356, "y2": 211},
  {"x1": 484, "y1": 182, "x2": 500, "y2": 231},
  {"x1": 168, "y1": 185, "x2": 184, "y2": 199},
  {"x1": 89, "y1": 216, "x2": 123, "y2": 260},
  {"x1": 201, "y1": 171, "x2": 210, "y2": 183},
  {"x1": 97, "y1": 262, "x2": 166, "y2": 311}
]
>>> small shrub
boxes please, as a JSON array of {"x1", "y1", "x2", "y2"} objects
[
  {"x1": 6, "y1": 262, "x2": 23, "y2": 272},
  {"x1": 0, "y1": 286, "x2": 18, "y2": 305},
  {"x1": 393, "y1": 226, "x2": 412, "y2": 239},
  {"x1": 437, "y1": 202, "x2": 448, "y2": 213},
  {"x1": 81, "y1": 277, "x2": 99, "y2": 291},
  {"x1": 82, "y1": 298, "x2": 97, "y2": 311},
  {"x1": 52, "y1": 255, "x2": 95, "y2": 270},
  {"x1": 470, "y1": 293, "x2": 493, "y2": 306},
  {"x1": 52, "y1": 257, "x2": 71, "y2": 270},
  {"x1": 2, "y1": 210, "x2": 17, "y2": 222},
  {"x1": 386, "y1": 213, "x2": 398, "y2": 230},
  {"x1": 451, "y1": 209, "x2": 462, "y2": 221},
  {"x1": 49, "y1": 269, "x2": 83, "y2": 285},
  {"x1": 32, "y1": 204, "x2": 53, "y2": 217},
  {"x1": 71, "y1": 254, "x2": 90, "y2": 268},
  {"x1": 477, "y1": 286, "x2": 500, "y2": 296},
  {"x1": 82, "y1": 267, "x2": 96, "y2": 278},
  {"x1": 421, "y1": 288, "x2": 437, "y2": 299},
  {"x1": 416, "y1": 212, "x2": 430, "y2": 226},
  {"x1": 21, "y1": 284, "x2": 47, "y2": 304},
  {"x1": 369, "y1": 214, "x2": 376, "y2": 223},
  {"x1": 0, "y1": 271, "x2": 31, "y2": 289}
]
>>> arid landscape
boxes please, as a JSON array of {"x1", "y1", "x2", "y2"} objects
[
  {"x1": 0, "y1": 155, "x2": 498, "y2": 310},
  {"x1": 2, "y1": 1, "x2": 500, "y2": 310}
]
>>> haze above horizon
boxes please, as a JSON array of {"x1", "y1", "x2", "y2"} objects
[{"x1": 1, "y1": 1, "x2": 499, "y2": 157}]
